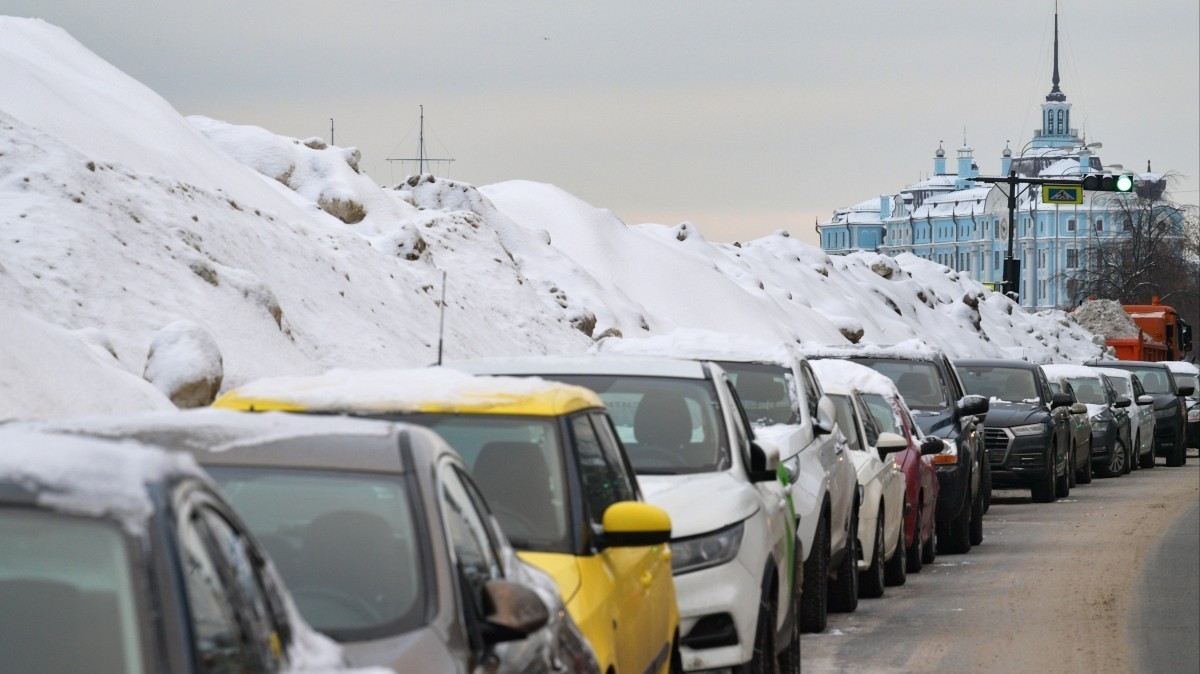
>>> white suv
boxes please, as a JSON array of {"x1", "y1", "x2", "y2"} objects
[{"x1": 454, "y1": 355, "x2": 799, "y2": 672}]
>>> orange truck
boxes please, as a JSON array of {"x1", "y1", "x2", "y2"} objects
[{"x1": 1106, "y1": 297, "x2": 1194, "y2": 362}]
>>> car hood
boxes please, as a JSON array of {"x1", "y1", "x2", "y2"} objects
[
  {"x1": 982, "y1": 402, "x2": 1047, "y2": 427},
  {"x1": 1151, "y1": 394, "x2": 1180, "y2": 411},
  {"x1": 341, "y1": 625, "x2": 458, "y2": 671},
  {"x1": 913, "y1": 409, "x2": 957, "y2": 439},
  {"x1": 638, "y1": 472, "x2": 759, "y2": 538},
  {"x1": 1086, "y1": 403, "x2": 1109, "y2": 420}
]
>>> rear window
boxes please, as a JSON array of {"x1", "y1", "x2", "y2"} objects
[
  {"x1": 1064, "y1": 378, "x2": 1107, "y2": 405},
  {"x1": 1115, "y1": 367, "x2": 1174, "y2": 394},
  {"x1": 849, "y1": 358, "x2": 948, "y2": 411},
  {"x1": 0, "y1": 509, "x2": 144, "y2": 674}
]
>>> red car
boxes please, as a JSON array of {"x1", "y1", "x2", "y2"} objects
[{"x1": 811, "y1": 360, "x2": 941, "y2": 571}]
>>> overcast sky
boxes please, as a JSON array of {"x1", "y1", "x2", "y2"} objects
[{"x1": 6, "y1": 1, "x2": 1197, "y2": 245}]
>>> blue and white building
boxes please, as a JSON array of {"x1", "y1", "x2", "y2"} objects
[{"x1": 818, "y1": 13, "x2": 1180, "y2": 310}]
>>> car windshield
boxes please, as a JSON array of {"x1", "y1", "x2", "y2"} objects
[
  {"x1": 1118, "y1": 367, "x2": 1174, "y2": 394},
  {"x1": 848, "y1": 358, "x2": 948, "y2": 411},
  {"x1": 207, "y1": 467, "x2": 428, "y2": 641},
  {"x1": 1064, "y1": 378, "x2": 1107, "y2": 404},
  {"x1": 1104, "y1": 375, "x2": 1133, "y2": 398},
  {"x1": 958, "y1": 366, "x2": 1041, "y2": 404},
  {"x1": 401, "y1": 415, "x2": 571, "y2": 554},
  {"x1": 716, "y1": 361, "x2": 800, "y2": 427},
  {"x1": 551, "y1": 375, "x2": 731, "y2": 475},
  {"x1": 828, "y1": 394, "x2": 863, "y2": 450},
  {"x1": 0, "y1": 509, "x2": 144, "y2": 674},
  {"x1": 861, "y1": 393, "x2": 902, "y2": 435}
]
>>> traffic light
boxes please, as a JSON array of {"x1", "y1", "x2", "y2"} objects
[{"x1": 1081, "y1": 173, "x2": 1135, "y2": 192}]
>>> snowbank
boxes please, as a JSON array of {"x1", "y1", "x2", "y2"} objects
[{"x1": 1071, "y1": 299, "x2": 1140, "y2": 339}]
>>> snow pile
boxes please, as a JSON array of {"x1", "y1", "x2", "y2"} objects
[
  {"x1": 0, "y1": 17, "x2": 1106, "y2": 420},
  {"x1": 809, "y1": 359, "x2": 898, "y2": 398},
  {"x1": 143, "y1": 320, "x2": 224, "y2": 408},
  {"x1": 1071, "y1": 299, "x2": 1141, "y2": 339}
]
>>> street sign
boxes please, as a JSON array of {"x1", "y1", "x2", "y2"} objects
[{"x1": 1042, "y1": 183, "x2": 1083, "y2": 205}]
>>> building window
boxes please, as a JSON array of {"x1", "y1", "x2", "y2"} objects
[
  {"x1": 1056, "y1": 109, "x2": 1064, "y2": 134},
  {"x1": 1123, "y1": 217, "x2": 1132, "y2": 231},
  {"x1": 1095, "y1": 218, "x2": 1103, "y2": 231},
  {"x1": 1067, "y1": 217, "x2": 1075, "y2": 232},
  {"x1": 994, "y1": 251, "x2": 1001, "y2": 271},
  {"x1": 1066, "y1": 248, "x2": 1078, "y2": 268}
]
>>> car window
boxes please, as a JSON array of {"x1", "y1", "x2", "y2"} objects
[
  {"x1": 571, "y1": 414, "x2": 637, "y2": 526},
  {"x1": 800, "y1": 363, "x2": 822, "y2": 420},
  {"x1": 850, "y1": 358, "x2": 949, "y2": 410},
  {"x1": 862, "y1": 393, "x2": 901, "y2": 435},
  {"x1": 591, "y1": 411, "x2": 641, "y2": 498},
  {"x1": 439, "y1": 465, "x2": 502, "y2": 583},
  {"x1": 854, "y1": 393, "x2": 881, "y2": 446},
  {"x1": 405, "y1": 414, "x2": 571, "y2": 553},
  {"x1": 208, "y1": 467, "x2": 428, "y2": 639},
  {"x1": 177, "y1": 507, "x2": 249, "y2": 672},
  {"x1": 452, "y1": 465, "x2": 508, "y2": 573},
  {"x1": 958, "y1": 366, "x2": 1039, "y2": 404},
  {"x1": 552, "y1": 375, "x2": 730, "y2": 476},
  {"x1": 0, "y1": 509, "x2": 145, "y2": 674},
  {"x1": 1121, "y1": 367, "x2": 1173, "y2": 394},
  {"x1": 718, "y1": 361, "x2": 800, "y2": 426},
  {"x1": 828, "y1": 394, "x2": 863, "y2": 450},
  {"x1": 1131, "y1": 375, "x2": 1146, "y2": 398}
]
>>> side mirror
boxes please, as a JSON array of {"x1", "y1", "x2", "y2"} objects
[
  {"x1": 919, "y1": 436, "x2": 946, "y2": 456},
  {"x1": 1114, "y1": 396, "x2": 1131, "y2": 409},
  {"x1": 597, "y1": 502, "x2": 672, "y2": 548},
  {"x1": 748, "y1": 439, "x2": 781, "y2": 483},
  {"x1": 1179, "y1": 385, "x2": 1196, "y2": 397},
  {"x1": 1070, "y1": 403, "x2": 1088, "y2": 415},
  {"x1": 1137, "y1": 394, "x2": 1155, "y2": 406},
  {"x1": 481, "y1": 579, "x2": 551, "y2": 644},
  {"x1": 876, "y1": 432, "x2": 909, "y2": 455},
  {"x1": 813, "y1": 396, "x2": 837, "y2": 436},
  {"x1": 1050, "y1": 392, "x2": 1073, "y2": 409},
  {"x1": 956, "y1": 394, "x2": 990, "y2": 421}
]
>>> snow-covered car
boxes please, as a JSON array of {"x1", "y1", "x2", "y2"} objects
[
  {"x1": 820, "y1": 380, "x2": 909, "y2": 597},
  {"x1": 0, "y1": 428, "x2": 350, "y2": 674},
  {"x1": 1162, "y1": 361, "x2": 1199, "y2": 451},
  {"x1": 210, "y1": 371, "x2": 676, "y2": 674},
  {"x1": 452, "y1": 355, "x2": 801, "y2": 673},
  {"x1": 811, "y1": 359, "x2": 942, "y2": 576},
  {"x1": 1043, "y1": 364, "x2": 1132, "y2": 478},
  {"x1": 806, "y1": 343, "x2": 989, "y2": 555},
  {"x1": 1084, "y1": 360, "x2": 1193, "y2": 467},
  {"x1": 26, "y1": 410, "x2": 596, "y2": 673},
  {"x1": 955, "y1": 359, "x2": 1077, "y2": 502},
  {"x1": 1091, "y1": 367, "x2": 1158, "y2": 470}
]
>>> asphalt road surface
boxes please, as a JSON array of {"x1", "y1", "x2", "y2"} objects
[{"x1": 800, "y1": 451, "x2": 1200, "y2": 673}]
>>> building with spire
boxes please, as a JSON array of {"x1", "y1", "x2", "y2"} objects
[{"x1": 818, "y1": 10, "x2": 1179, "y2": 310}]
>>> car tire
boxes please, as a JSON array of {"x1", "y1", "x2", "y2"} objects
[
  {"x1": 799, "y1": 515, "x2": 829, "y2": 633},
  {"x1": 884, "y1": 516, "x2": 907, "y2": 587},
  {"x1": 827, "y1": 502, "x2": 859, "y2": 613},
  {"x1": 907, "y1": 499, "x2": 924, "y2": 573},
  {"x1": 1077, "y1": 443, "x2": 1094, "y2": 483},
  {"x1": 969, "y1": 485, "x2": 984, "y2": 546},
  {"x1": 938, "y1": 496, "x2": 972, "y2": 555},
  {"x1": 981, "y1": 456, "x2": 992, "y2": 515},
  {"x1": 859, "y1": 510, "x2": 885, "y2": 599},
  {"x1": 777, "y1": 588, "x2": 800, "y2": 674},
  {"x1": 1166, "y1": 432, "x2": 1184, "y2": 467},
  {"x1": 1054, "y1": 449, "x2": 1070, "y2": 498},
  {"x1": 1140, "y1": 438, "x2": 1156, "y2": 469},
  {"x1": 1098, "y1": 439, "x2": 1125, "y2": 477},
  {"x1": 1031, "y1": 457, "x2": 1056, "y2": 503},
  {"x1": 1068, "y1": 443, "x2": 1077, "y2": 488},
  {"x1": 921, "y1": 513, "x2": 937, "y2": 565},
  {"x1": 1130, "y1": 434, "x2": 1140, "y2": 472},
  {"x1": 1122, "y1": 436, "x2": 1133, "y2": 475},
  {"x1": 739, "y1": 587, "x2": 775, "y2": 674}
]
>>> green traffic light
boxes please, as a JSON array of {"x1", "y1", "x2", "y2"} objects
[{"x1": 1115, "y1": 174, "x2": 1134, "y2": 192}]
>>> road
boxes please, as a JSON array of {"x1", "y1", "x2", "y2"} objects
[{"x1": 799, "y1": 452, "x2": 1200, "y2": 673}]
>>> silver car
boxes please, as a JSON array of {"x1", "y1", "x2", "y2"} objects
[{"x1": 26, "y1": 410, "x2": 598, "y2": 674}]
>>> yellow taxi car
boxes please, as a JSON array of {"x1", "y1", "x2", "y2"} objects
[{"x1": 215, "y1": 368, "x2": 682, "y2": 674}]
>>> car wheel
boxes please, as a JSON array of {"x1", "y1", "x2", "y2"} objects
[
  {"x1": 884, "y1": 515, "x2": 907, "y2": 587},
  {"x1": 1122, "y1": 436, "x2": 1133, "y2": 475},
  {"x1": 981, "y1": 456, "x2": 992, "y2": 514},
  {"x1": 938, "y1": 496, "x2": 972, "y2": 555},
  {"x1": 778, "y1": 549, "x2": 801, "y2": 674},
  {"x1": 799, "y1": 515, "x2": 829, "y2": 633},
  {"x1": 670, "y1": 634, "x2": 684, "y2": 674},
  {"x1": 1068, "y1": 443, "x2": 1077, "y2": 488},
  {"x1": 1130, "y1": 434, "x2": 1140, "y2": 472},
  {"x1": 827, "y1": 502, "x2": 859, "y2": 613},
  {"x1": 1140, "y1": 437, "x2": 1156, "y2": 469},
  {"x1": 921, "y1": 512, "x2": 937, "y2": 565},
  {"x1": 859, "y1": 509, "x2": 885, "y2": 599},
  {"x1": 1166, "y1": 432, "x2": 1184, "y2": 467},
  {"x1": 969, "y1": 484, "x2": 984, "y2": 546},
  {"x1": 907, "y1": 499, "x2": 924, "y2": 573},
  {"x1": 1077, "y1": 442, "x2": 1094, "y2": 483},
  {"x1": 1031, "y1": 456, "x2": 1056, "y2": 503},
  {"x1": 1055, "y1": 448, "x2": 1070, "y2": 498},
  {"x1": 738, "y1": 586, "x2": 775, "y2": 674},
  {"x1": 1099, "y1": 439, "x2": 1125, "y2": 477}
]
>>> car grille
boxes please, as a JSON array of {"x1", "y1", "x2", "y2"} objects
[{"x1": 984, "y1": 427, "x2": 1011, "y2": 464}]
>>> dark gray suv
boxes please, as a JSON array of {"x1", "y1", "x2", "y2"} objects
[{"x1": 1086, "y1": 360, "x2": 1195, "y2": 467}]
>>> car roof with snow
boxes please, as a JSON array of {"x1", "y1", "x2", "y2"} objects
[
  {"x1": 1089, "y1": 366, "x2": 1137, "y2": 381},
  {"x1": 451, "y1": 354, "x2": 711, "y2": 380},
  {"x1": 592, "y1": 330, "x2": 796, "y2": 367},
  {"x1": 0, "y1": 428, "x2": 204, "y2": 531},
  {"x1": 1041, "y1": 363, "x2": 1105, "y2": 381},
  {"x1": 18, "y1": 409, "x2": 432, "y2": 474},
  {"x1": 798, "y1": 339, "x2": 943, "y2": 362},
  {"x1": 953, "y1": 358, "x2": 1039, "y2": 370},
  {"x1": 810, "y1": 358, "x2": 901, "y2": 399},
  {"x1": 1162, "y1": 361, "x2": 1199, "y2": 375},
  {"x1": 214, "y1": 367, "x2": 604, "y2": 418}
]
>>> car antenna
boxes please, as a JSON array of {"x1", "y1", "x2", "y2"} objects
[{"x1": 436, "y1": 271, "x2": 448, "y2": 366}]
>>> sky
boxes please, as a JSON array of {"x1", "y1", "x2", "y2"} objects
[{"x1": 4, "y1": 1, "x2": 1197, "y2": 245}]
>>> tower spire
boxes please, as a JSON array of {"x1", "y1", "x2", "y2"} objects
[{"x1": 1046, "y1": 1, "x2": 1066, "y2": 102}]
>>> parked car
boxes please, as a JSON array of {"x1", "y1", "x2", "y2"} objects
[
  {"x1": 1085, "y1": 360, "x2": 1194, "y2": 467},
  {"x1": 1091, "y1": 367, "x2": 1158, "y2": 470},
  {"x1": 28, "y1": 410, "x2": 597, "y2": 673},
  {"x1": 954, "y1": 359, "x2": 1076, "y2": 502},
  {"x1": 1046, "y1": 379, "x2": 1096, "y2": 484},
  {"x1": 452, "y1": 355, "x2": 802, "y2": 673},
  {"x1": 0, "y1": 428, "x2": 347, "y2": 674},
  {"x1": 588, "y1": 331, "x2": 856, "y2": 635},
  {"x1": 811, "y1": 359, "x2": 941, "y2": 574},
  {"x1": 820, "y1": 380, "x2": 909, "y2": 597},
  {"x1": 1043, "y1": 364, "x2": 1132, "y2": 478},
  {"x1": 213, "y1": 369, "x2": 678, "y2": 674},
  {"x1": 806, "y1": 343, "x2": 988, "y2": 554},
  {"x1": 1162, "y1": 361, "x2": 1199, "y2": 451}
]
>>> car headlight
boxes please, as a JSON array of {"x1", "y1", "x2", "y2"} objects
[
  {"x1": 1189, "y1": 407, "x2": 1199, "y2": 422},
  {"x1": 1154, "y1": 407, "x2": 1174, "y2": 419},
  {"x1": 1011, "y1": 423, "x2": 1046, "y2": 437},
  {"x1": 670, "y1": 521, "x2": 745, "y2": 575},
  {"x1": 932, "y1": 438, "x2": 957, "y2": 465}
]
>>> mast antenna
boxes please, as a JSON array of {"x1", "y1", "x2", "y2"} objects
[{"x1": 387, "y1": 105, "x2": 455, "y2": 176}]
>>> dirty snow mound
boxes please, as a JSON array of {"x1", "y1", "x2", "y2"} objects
[{"x1": 1071, "y1": 299, "x2": 1140, "y2": 339}]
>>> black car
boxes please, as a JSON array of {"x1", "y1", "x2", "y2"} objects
[
  {"x1": 955, "y1": 359, "x2": 1079, "y2": 503},
  {"x1": 807, "y1": 345, "x2": 989, "y2": 554},
  {"x1": 1087, "y1": 360, "x2": 1195, "y2": 467},
  {"x1": 1044, "y1": 365, "x2": 1133, "y2": 478},
  {"x1": 1047, "y1": 379, "x2": 1096, "y2": 484},
  {"x1": 1165, "y1": 365, "x2": 1199, "y2": 451},
  {"x1": 0, "y1": 428, "x2": 343, "y2": 674}
]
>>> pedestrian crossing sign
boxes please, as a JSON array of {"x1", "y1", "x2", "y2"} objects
[{"x1": 1042, "y1": 184, "x2": 1083, "y2": 205}]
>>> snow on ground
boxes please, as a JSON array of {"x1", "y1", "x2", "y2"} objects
[{"x1": 0, "y1": 17, "x2": 1105, "y2": 420}]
